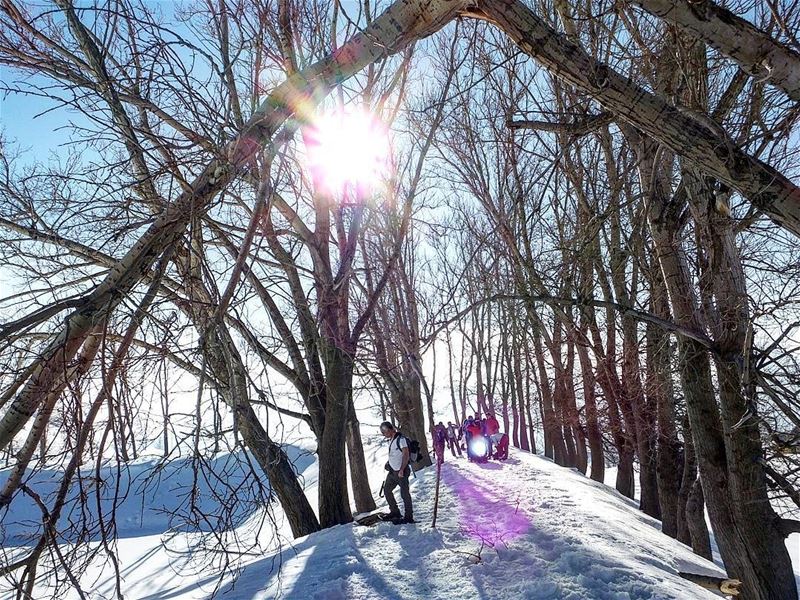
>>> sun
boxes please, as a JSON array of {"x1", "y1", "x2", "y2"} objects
[{"x1": 306, "y1": 108, "x2": 391, "y2": 199}]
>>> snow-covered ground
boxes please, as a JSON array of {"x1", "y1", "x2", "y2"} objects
[
  {"x1": 2, "y1": 432, "x2": 738, "y2": 600},
  {"x1": 250, "y1": 451, "x2": 727, "y2": 600}
]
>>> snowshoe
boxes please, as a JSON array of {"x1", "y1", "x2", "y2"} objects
[
  {"x1": 353, "y1": 511, "x2": 397, "y2": 526},
  {"x1": 354, "y1": 514, "x2": 384, "y2": 526}
]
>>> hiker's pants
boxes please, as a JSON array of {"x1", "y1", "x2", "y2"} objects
[
  {"x1": 384, "y1": 466, "x2": 412, "y2": 518},
  {"x1": 434, "y1": 442, "x2": 445, "y2": 464},
  {"x1": 447, "y1": 437, "x2": 462, "y2": 456}
]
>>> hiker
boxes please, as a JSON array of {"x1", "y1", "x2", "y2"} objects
[
  {"x1": 433, "y1": 422, "x2": 447, "y2": 464},
  {"x1": 380, "y1": 421, "x2": 414, "y2": 523},
  {"x1": 465, "y1": 418, "x2": 485, "y2": 462},
  {"x1": 493, "y1": 432, "x2": 510, "y2": 460},
  {"x1": 475, "y1": 417, "x2": 492, "y2": 457},
  {"x1": 485, "y1": 413, "x2": 500, "y2": 436},
  {"x1": 446, "y1": 421, "x2": 462, "y2": 457},
  {"x1": 462, "y1": 415, "x2": 475, "y2": 450}
]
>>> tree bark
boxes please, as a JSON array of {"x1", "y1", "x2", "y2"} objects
[
  {"x1": 533, "y1": 331, "x2": 566, "y2": 464},
  {"x1": 514, "y1": 333, "x2": 531, "y2": 451},
  {"x1": 0, "y1": 326, "x2": 103, "y2": 507},
  {"x1": 595, "y1": 356, "x2": 635, "y2": 499},
  {"x1": 687, "y1": 167, "x2": 796, "y2": 599},
  {"x1": 200, "y1": 316, "x2": 321, "y2": 538},
  {"x1": 316, "y1": 344, "x2": 355, "y2": 527},
  {"x1": 645, "y1": 313, "x2": 681, "y2": 538}
]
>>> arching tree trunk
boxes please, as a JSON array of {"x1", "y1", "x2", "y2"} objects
[{"x1": 203, "y1": 320, "x2": 320, "y2": 538}]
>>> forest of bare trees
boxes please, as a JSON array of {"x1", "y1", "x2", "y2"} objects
[{"x1": 1, "y1": 1, "x2": 799, "y2": 599}]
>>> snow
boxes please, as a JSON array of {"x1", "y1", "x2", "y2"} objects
[
  {"x1": 245, "y1": 451, "x2": 726, "y2": 600},
  {"x1": 2, "y1": 437, "x2": 733, "y2": 599}
]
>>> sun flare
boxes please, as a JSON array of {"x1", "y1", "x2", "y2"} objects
[{"x1": 306, "y1": 109, "x2": 391, "y2": 198}]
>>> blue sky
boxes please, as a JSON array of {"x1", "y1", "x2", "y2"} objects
[{"x1": 1, "y1": 77, "x2": 76, "y2": 162}]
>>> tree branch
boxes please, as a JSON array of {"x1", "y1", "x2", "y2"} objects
[
  {"x1": 506, "y1": 111, "x2": 613, "y2": 136},
  {"x1": 480, "y1": 0, "x2": 800, "y2": 238},
  {"x1": 424, "y1": 292, "x2": 716, "y2": 351},
  {"x1": 632, "y1": 0, "x2": 800, "y2": 101},
  {"x1": 779, "y1": 518, "x2": 800, "y2": 537}
]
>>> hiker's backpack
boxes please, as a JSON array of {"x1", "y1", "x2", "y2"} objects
[
  {"x1": 402, "y1": 435, "x2": 422, "y2": 463},
  {"x1": 390, "y1": 433, "x2": 422, "y2": 463},
  {"x1": 434, "y1": 427, "x2": 447, "y2": 444}
]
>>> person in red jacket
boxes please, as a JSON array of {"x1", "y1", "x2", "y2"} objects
[
  {"x1": 466, "y1": 419, "x2": 482, "y2": 439},
  {"x1": 485, "y1": 414, "x2": 500, "y2": 436}
]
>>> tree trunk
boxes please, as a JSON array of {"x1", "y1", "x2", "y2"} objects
[
  {"x1": 685, "y1": 163, "x2": 797, "y2": 598},
  {"x1": 317, "y1": 345, "x2": 354, "y2": 527},
  {"x1": 596, "y1": 359, "x2": 635, "y2": 499},
  {"x1": 204, "y1": 321, "x2": 320, "y2": 538},
  {"x1": 639, "y1": 131, "x2": 796, "y2": 597},
  {"x1": 394, "y1": 370, "x2": 432, "y2": 469},
  {"x1": 346, "y1": 393, "x2": 376, "y2": 513},
  {"x1": 235, "y1": 399, "x2": 320, "y2": 538},
  {"x1": 624, "y1": 334, "x2": 660, "y2": 519},
  {"x1": 533, "y1": 331, "x2": 565, "y2": 463},
  {"x1": 576, "y1": 337, "x2": 604, "y2": 483},
  {"x1": 515, "y1": 340, "x2": 530, "y2": 451},
  {"x1": 646, "y1": 314, "x2": 681, "y2": 538},
  {"x1": 685, "y1": 475, "x2": 712, "y2": 561},
  {"x1": 677, "y1": 415, "x2": 693, "y2": 546},
  {"x1": 447, "y1": 330, "x2": 461, "y2": 425},
  {"x1": 551, "y1": 323, "x2": 577, "y2": 468}
]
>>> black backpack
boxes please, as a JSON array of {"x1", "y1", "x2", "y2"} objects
[
  {"x1": 406, "y1": 437, "x2": 422, "y2": 462},
  {"x1": 392, "y1": 434, "x2": 421, "y2": 463}
]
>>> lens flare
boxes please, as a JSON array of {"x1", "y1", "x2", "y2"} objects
[
  {"x1": 306, "y1": 108, "x2": 390, "y2": 198},
  {"x1": 469, "y1": 437, "x2": 489, "y2": 457}
]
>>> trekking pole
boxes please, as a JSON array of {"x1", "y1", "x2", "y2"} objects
[{"x1": 431, "y1": 459, "x2": 442, "y2": 528}]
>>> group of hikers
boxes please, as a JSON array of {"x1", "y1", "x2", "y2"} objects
[
  {"x1": 376, "y1": 414, "x2": 510, "y2": 525},
  {"x1": 432, "y1": 414, "x2": 509, "y2": 464}
]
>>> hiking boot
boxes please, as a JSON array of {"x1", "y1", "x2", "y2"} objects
[{"x1": 379, "y1": 512, "x2": 401, "y2": 521}]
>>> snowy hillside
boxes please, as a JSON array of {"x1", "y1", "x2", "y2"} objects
[
  {"x1": 250, "y1": 452, "x2": 728, "y2": 600},
  {"x1": 2, "y1": 436, "x2": 734, "y2": 600}
]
